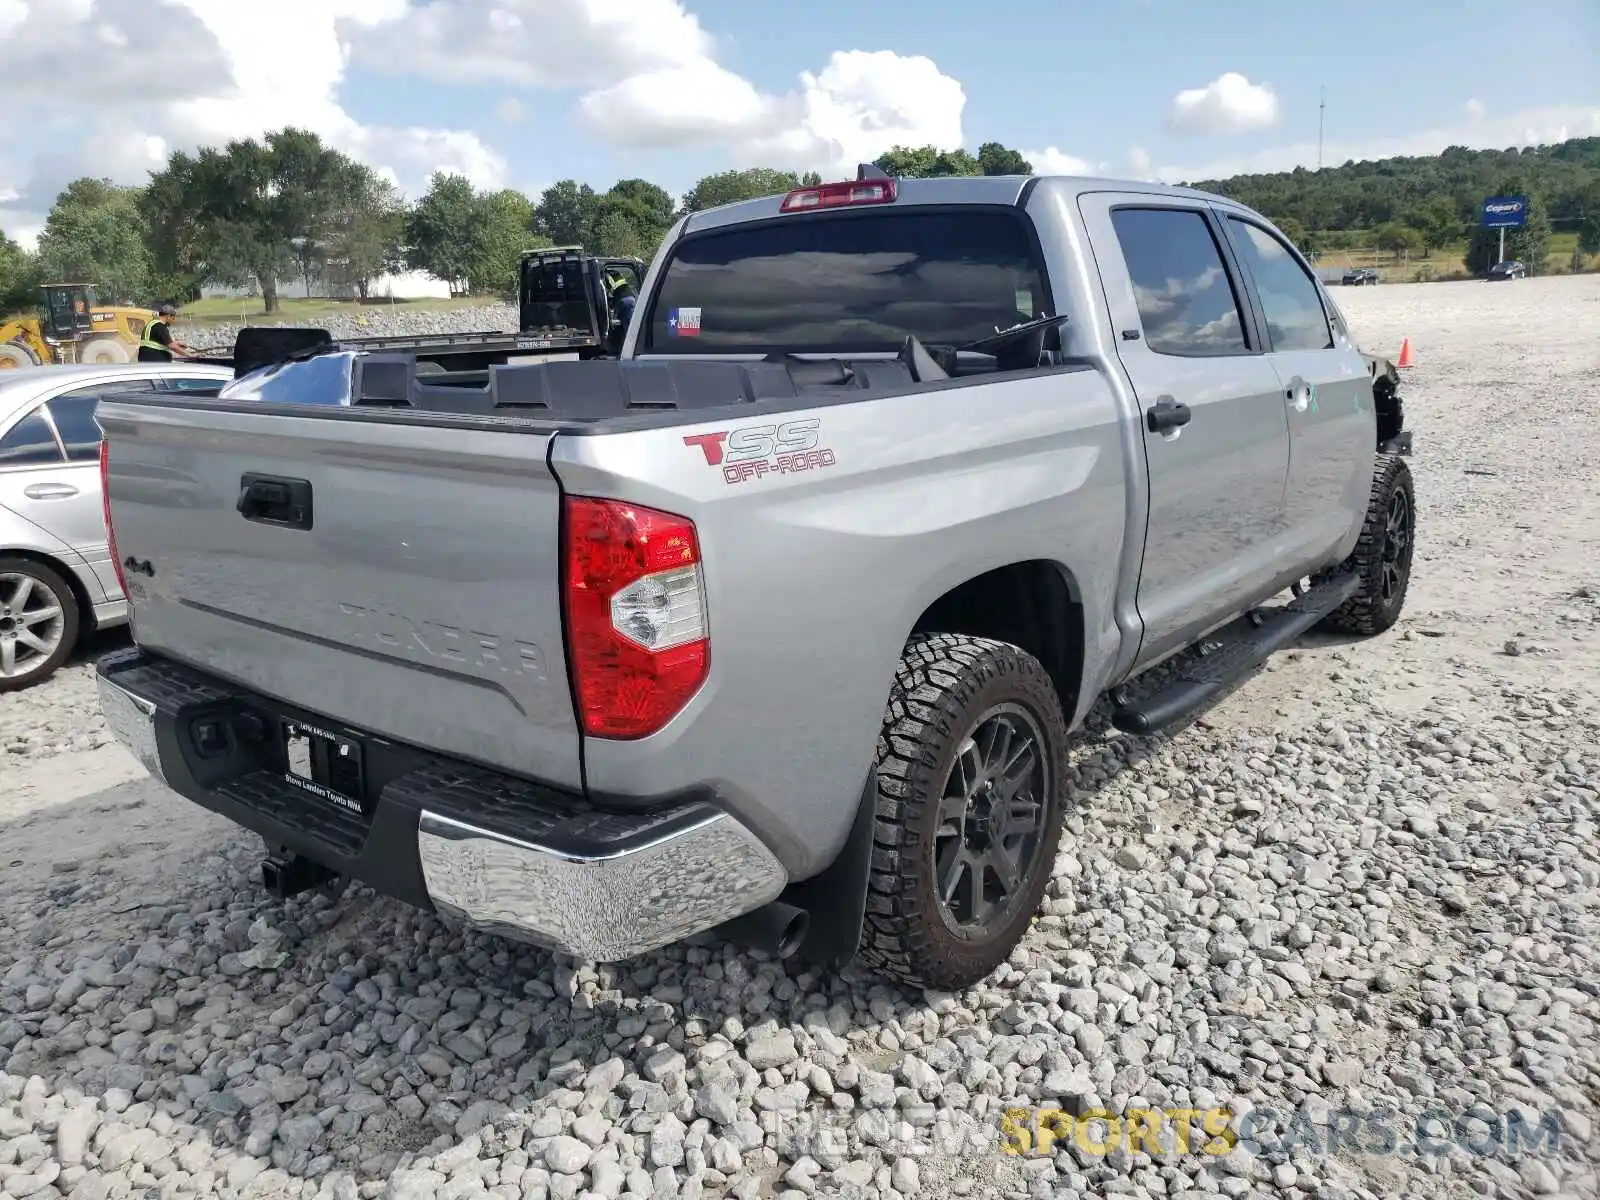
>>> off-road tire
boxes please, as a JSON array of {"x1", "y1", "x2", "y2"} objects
[
  {"x1": 1317, "y1": 454, "x2": 1415, "y2": 636},
  {"x1": 0, "y1": 341, "x2": 40, "y2": 369},
  {"x1": 858, "y1": 633, "x2": 1070, "y2": 991},
  {"x1": 79, "y1": 337, "x2": 131, "y2": 364},
  {"x1": 0, "y1": 556, "x2": 81, "y2": 693}
]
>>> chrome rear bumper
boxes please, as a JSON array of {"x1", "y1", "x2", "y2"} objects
[
  {"x1": 417, "y1": 808, "x2": 788, "y2": 960},
  {"x1": 95, "y1": 650, "x2": 788, "y2": 961}
]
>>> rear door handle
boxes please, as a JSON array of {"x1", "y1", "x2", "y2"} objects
[
  {"x1": 1146, "y1": 395, "x2": 1192, "y2": 434},
  {"x1": 23, "y1": 482, "x2": 79, "y2": 500},
  {"x1": 238, "y1": 473, "x2": 313, "y2": 530}
]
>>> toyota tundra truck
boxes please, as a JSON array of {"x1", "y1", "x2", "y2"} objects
[{"x1": 93, "y1": 168, "x2": 1414, "y2": 991}]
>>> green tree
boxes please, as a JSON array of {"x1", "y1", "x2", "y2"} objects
[
  {"x1": 1373, "y1": 222, "x2": 1425, "y2": 261},
  {"x1": 1575, "y1": 184, "x2": 1600, "y2": 259},
  {"x1": 1464, "y1": 183, "x2": 1551, "y2": 275},
  {"x1": 873, "y1": 145, "x2": 985, "y2": 178},
  {"x1": 681, "y1": 168, "x2": 803, "y2": 213},
  {"x1": 533, "y1": 180, "x2": 599, "y2": 246},
  {"x1": 593, "y1": 179, "x2": 675, "y2": 260},
  {"x1": 873, "y1": 145, "x2": 940, "y2": 178},
  {"x1": 35, "y1": 178, "x2": 151, "y2": 303},
  {"x1": 1, "y1": 229, "x2": 42, "y2": 314},
  {"x1": 1411, "y1": 196, "x2": 1463, "y2": 254},
  {"x1": 143, "y1": 127, "x2": 369, "y2": 311},
  {"x1": 592, "y1": 210, "x2": 645, "y2": 259},
  {"x1": 1269, "y1": 215, "x2": 1310, "y2": 250},
  {"x1": 977, "y1": 143, "x2": 1032, "y2": 176},
  {"x1": 323, "y1": 174, "x2": 406, "y2": 299},
  {"x1": 1189, "y1": 135, "x2": 1598, "y2": 244},
  {"x1": 469, "y1": 188, "x2": 545, "y2": 295},
  {"x1": 405, "y1": 172, "x2": 481, "y2": 290}
]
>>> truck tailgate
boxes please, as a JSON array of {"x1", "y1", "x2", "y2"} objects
[{"x1": 96, "y1": 399, "x2": 582, "y2": 790}]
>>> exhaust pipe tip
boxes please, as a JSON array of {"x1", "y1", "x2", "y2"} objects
[
  {"x1": 716, "y1": 900, "x2": 811, "y2": 961},
  {"x1": 774, "y1": 909, "x2": 809, "y2": 960}
]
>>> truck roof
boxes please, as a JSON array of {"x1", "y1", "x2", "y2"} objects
[{"x1": 680, "y1": 172, "x2": 1235, "y2": 234}]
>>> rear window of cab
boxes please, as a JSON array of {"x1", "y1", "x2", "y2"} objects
[{"x1": 643, "y1": 209, "x2": 1052, "y2": 355}]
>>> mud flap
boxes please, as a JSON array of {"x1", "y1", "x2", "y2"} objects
[{"x1": 785, "y1": 767, "x2": 879, "y2": 970}]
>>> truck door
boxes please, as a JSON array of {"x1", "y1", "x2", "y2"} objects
[
  {"x1": 1215, "y1": 212, "x2": 1374, "y2": 570},
  {"x1": 1078, "y1": 193, "x2": 1293, "y2": 667}
]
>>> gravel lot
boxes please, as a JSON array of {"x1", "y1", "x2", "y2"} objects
[
  {"x1": 182, "y1": 305, "x2": 521, "y2": 355},
  {"x1": 2, "y1": 275, "x2": 1597, "y2": 1200}
]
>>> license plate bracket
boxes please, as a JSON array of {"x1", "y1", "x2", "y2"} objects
[{"x1": 281, "y1": 719, "x2": 366, "y2": 816}]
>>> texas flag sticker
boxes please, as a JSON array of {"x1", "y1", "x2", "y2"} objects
[{"x1": 668, "y1": 306, "x2": 702, "y2": 337}]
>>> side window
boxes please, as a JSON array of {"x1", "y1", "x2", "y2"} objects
[
  {"x1": 0, "y1": 407, "x2": 65, "y2": 468},
  {"x1": 45, "y1": 391, "x2": 109, "y2": 462},
  {"x1": 44, "y1": 381, "x2": 156, "y2": 463},
  {"x1": 1226, "y1": 218, "x2": 1334, "y2": 352},
  {"x1": 1110, "y1": 208, "x2": 1249, "y2": 356}
]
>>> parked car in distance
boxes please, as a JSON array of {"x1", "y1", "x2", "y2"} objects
[
  {"x1": 1342, "y1": 267, "x2": 1381, "y2": 286},
  {"x1": 1485, "y1": 260, "x2": 1527, "y2": 281},
  {"x1": 0, "y1": 361, "x2": 236, "y2": 690}
]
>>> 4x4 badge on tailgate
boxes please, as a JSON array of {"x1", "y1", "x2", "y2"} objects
[{"x1": 683, "y1": 417, "x2": 838, "y2": 485}]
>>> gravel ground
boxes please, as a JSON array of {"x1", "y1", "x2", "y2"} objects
[
  {"x1": 181, "y1": 306, "x2": 519, "y2": 356},
  {"x1": 2, "y1": 275, "x2": 1598, "y2": 1200}
]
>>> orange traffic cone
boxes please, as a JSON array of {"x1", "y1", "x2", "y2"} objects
[{"x1": 1396, "y1": 337, "x2": 1414, "y2": 368}]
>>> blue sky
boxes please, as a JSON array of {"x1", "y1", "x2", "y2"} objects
[
  {"x1": 0, "y1": 0, "x2": 1596, "y2": 243},
  {"x1": 334, "y1": 0, "x2": 1600, "y2": 198}
]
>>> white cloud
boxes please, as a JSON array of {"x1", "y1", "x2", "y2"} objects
[
  {"x1": 0, "y1": 0, "x2": 29, "y2": 36},
  {"x1": 1020, "y1": 147, "x2": 1104, "y2": 175},
  {"x1": 1166, "y1": 72, "x2": 1280, "y2": 136},
  {"x1": 578, "y1": 48, "x2": 967, "y2": 175},
  {"x1": 1463, "y1": 98, "x2": 1486, "y2": 121},
  {"x1": 363, "y1": 1, "x2": 966, "y2": 177},
  {"x1": 1155, "y1": 102, "x2": 1600, "y2": 184},
  {"x1": 1127, "y1": 146, "x2": 1154, "y2": 178},
  {"x1": 496, "y1": 97, "x2": 528, "y2": 124},
  {"x1": 354, "y1": 0, "x2": 714, "y2": 90},
  {"x1": 0, "y1": 0, "x2": 505, "y2": 247}
]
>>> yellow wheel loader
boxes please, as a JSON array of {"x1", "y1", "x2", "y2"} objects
[{"x1": 0, "y1": 284, "x2": 157, "y2": 369}]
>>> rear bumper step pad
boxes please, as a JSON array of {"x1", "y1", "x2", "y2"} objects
[{"x1": 94, "y1": 647, "x2": 787, "y2": 960}]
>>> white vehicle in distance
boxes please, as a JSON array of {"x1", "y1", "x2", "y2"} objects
[{"x1": 0, "y1": 361, "x2": 236, "y2": 691}]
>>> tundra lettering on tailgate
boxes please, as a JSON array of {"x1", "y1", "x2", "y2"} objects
[
  {"x1": 339, "y1": 603, "x2": 547, "y2": 679},
  {"x1": 683, "y1": 417, "x2": 838, "y2": 485}
]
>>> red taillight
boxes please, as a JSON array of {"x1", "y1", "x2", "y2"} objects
[
  {"x1": 779, "y1": 179, "x2": 897, "y2": 212},
  {"x1": 99, "y1": 439, "x2": 128, "y2": 596},
  {"x1": 562, "y1": 497, "x2": 709, "y2": 740}
]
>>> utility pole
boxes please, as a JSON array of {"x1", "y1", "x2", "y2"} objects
[{"x1": 1318, "y1": 87, "x2": 1326, "y2": 170}]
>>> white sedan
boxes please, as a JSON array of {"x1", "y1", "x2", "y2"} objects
[{"x1": 0, "y1": 360, "x2": 234, "y2": 691}]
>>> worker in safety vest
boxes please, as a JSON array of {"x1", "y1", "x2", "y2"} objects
[
  {"x1": 605, "y1": 271, "x2": 636, "y2": 329},
  {"x1": 137, "y1": 303, "x2": 195, "y2": 362}
]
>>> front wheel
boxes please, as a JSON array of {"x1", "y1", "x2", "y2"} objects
[
  {"x1": 0, "y1": 557, "x2": 81, "y2": 692},
  {"x1": 0, "y1": 342, "x2": 40, "y2": 369},
  {"x1": 858, "y1": 634, "x2": 1070, "y2": 991},
  {"x1": 1317, "y1": 455, "x2": 1416, "y2": 636}
]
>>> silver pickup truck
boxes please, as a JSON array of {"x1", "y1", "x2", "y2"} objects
[{"x1": 94, "y1": 169, "x2": 1414, "y2": 991}]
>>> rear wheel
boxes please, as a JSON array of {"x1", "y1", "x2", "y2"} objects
[
  {"x1": 858, "y1": 634, "x2": 1070, "y2": 990},
  {"x1": 0, "y1": 558, "x2": 80, "y2": 692},
  {"x1": 1317, "y1": 455, "x2": 1415, "y2": 636},
  {"x1": 0, "y1": 342, "x2": 40, "y2": 369}
]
